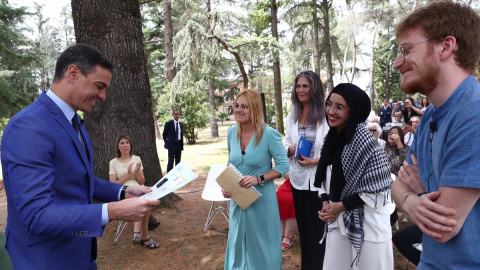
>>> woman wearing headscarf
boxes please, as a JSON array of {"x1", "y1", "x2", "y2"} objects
[{"x1": 315, "y1": 83, "x2": 394, "y2": 269}]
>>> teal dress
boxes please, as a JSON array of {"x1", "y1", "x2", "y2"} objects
[{"x1": 224, "y1": 125, "x2": 289, "y2": 270}]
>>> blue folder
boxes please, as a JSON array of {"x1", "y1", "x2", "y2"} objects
[{"x1": 296, "y1": 136, "x2": 313, "y2": 160}]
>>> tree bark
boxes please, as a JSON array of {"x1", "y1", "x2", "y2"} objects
[
  {"x1": 271, "y1": 0, "x2": 284, "y2": 134},
  {"x1": 164, "y1": 0, "x2": 177, "y2": 82},
  {"x1": 321, "y1": 0, "x2": 334, "y2": 93},
  {"x1": 369, "y1": 23, "x2": 378, "y2": 104},
  {"x1": 312, "y1": 0, "x2": 320, "y2": 74},
  {"x1": 71, "y1": 0, "x2": 162, "y2": 188},
  {"x1": 206, "y1": 0, "x2": 219, "y2": 137}
]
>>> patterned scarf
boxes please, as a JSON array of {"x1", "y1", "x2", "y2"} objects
[
  {"x1": 314, "y1": 83, "x2": 392, "y2": 263},
  {"x1": 340, "y1": 123, "x2": 392, "y2": 260}
]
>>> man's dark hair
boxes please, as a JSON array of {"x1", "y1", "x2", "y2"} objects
[{"x1": 53, "y1": 43, "x2": 114, "y2": 82}]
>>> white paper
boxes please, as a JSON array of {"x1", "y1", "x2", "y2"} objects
[{"x1": 140, "y1": 162, "x2": 198, "y2": 200}]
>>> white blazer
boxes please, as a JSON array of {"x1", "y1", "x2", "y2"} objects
[{"x1": 284, "y1": 112, "x2": 329, "y2": 191}]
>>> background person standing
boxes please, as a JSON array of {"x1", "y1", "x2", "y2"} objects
[
  {"x1": 162, "y1": 109, "x2": 183, "y2": 172},
  {"x1": 378, "y1": 98, "x2": 393, "y2": 128}
]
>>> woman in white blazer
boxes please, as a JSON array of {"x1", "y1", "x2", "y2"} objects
[{"x1": 284, "y1": 71, "x2": 329, "y2": 269}]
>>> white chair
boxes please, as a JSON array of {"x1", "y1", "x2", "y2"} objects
[
  {"x1": 201, "y1": 164, "x2": 230, "y2": 233},
  {"x1": 113, "y1": 220, "x2": 128, "y2": 245}
]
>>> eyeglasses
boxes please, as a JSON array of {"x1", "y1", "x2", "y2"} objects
[
  {"x1": 397, "y1": 38, "x2": 432, "y2": 61},
  {"x1": 325, "y1": 101, "x2": 348, "y2": 114},
  {"x1": 369, "y1": 129, "x2": 378, "y2": 132},
  {"x1": 388, "y1": 132, "x2": 397, "y2": 136}
]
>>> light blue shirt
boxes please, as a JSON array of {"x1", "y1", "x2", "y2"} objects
[
  {"x1": 407, "y1": 75, "x2": 480, "y2": 269},
  {"x1": 46, "y1": 90, "x2": 121, "y2": 226}
]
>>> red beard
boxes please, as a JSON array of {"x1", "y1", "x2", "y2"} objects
[{"x1": 400, "y1": 51, "x2": 438, "y2": 96}]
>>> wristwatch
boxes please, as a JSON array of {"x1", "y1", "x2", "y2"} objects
[
  {"x1": 120, "y1": 185, "x2": 128, "y2": 200},
  {"x1": 259, "y1": 174, "x2": 266, "y2": 186}
]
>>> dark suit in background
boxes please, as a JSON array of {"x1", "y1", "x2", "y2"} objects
[
  {"x1": 378, "y1": 105, "x2": 392, "y2": 127},
  {"x1": 162, "y1": 114, "x2": 183, "y2": 172}
]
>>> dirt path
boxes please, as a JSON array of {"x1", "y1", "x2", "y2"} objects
[{"x1": 0, "y1": 172, "x2": 416, "y2": 270}]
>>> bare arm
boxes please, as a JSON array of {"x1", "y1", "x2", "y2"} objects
[
  {"x1": 393, "y1": 154, "x2": 456, "y2": 240},
  {"x1": 411, "y1": 106, "x2": 424, "y2": 116},
  {"x1": 428, "y1": 186, "x2": 480, "y2": 242},
  {"x1": 133, "y1": 162, "x2": 145, "y2": 185},
  {"x1": 392, "y1": 103, "x2": 402, "y2": 117},
  {"x1": 109, "y1": 163, "x2": 134, "y2": 184}
]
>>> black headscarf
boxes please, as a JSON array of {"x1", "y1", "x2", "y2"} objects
[{"x1": 315, "y1": 83, "x2": 371, "y2": 193}]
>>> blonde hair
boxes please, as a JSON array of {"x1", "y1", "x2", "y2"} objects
[{"x1": 234, "y1": 90, "x2": 265, "y2": 146}]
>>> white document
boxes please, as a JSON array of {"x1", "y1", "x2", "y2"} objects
[{"x1": 140, "y1": 162, "x2": 198, "y2": 200}]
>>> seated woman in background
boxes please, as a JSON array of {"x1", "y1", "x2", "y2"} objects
[
  {"x1": 384, "y1": 127, "x2": 410, "y2": 176},
  {"x1": 109, "y1": 135, "x2": 159, "y2": 249},
  {"x1": 315, "y1": 83, "x2": 393, "y2": 269},
  {"x1": 384, "y1": 126, "x2": 410, "y2": 227},
  {"x1": 276, "y1": 173, "x2": 298, "y2": 250},
  {"x1": 366, "y1": 122, "x2": 385, "y2": 147}
]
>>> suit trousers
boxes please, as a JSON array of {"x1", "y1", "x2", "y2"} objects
[
  {"x1": 166, "y1": 144, "x2": 182, "y2": 172},
  {"x1": 291, "y1": 186, "x2": 326, "y2": 270},
  {"x1": 392, "y1": 224, "x2": 422, "y2": 265}
]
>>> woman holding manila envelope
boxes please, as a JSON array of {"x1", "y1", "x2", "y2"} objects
[{"x1": 221, "y1": 90, "x2": 289, "y2": 270}]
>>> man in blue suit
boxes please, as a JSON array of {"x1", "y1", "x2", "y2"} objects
[
  {"x1": 162, "y1": 109, "x2": 184, "y2": 172},
  {"x1": 378, "y1": 98, "x2": 393, "y2": 128},
  {"x1": 0, "y1": 44, "x2": 160, "y2": 269}
]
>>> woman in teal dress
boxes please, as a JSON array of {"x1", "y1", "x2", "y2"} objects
[{"x1": 222, "y1": 90, "x2": 289, "y2": 270}]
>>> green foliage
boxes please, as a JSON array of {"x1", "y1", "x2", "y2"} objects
[
  {"x1": 0, "y1": 2, "x2": 41, "y2": 119},
  {"x1": 373, "y1": 31, "x2": 402, "y2": 109},
  {"x1": 174, "y1": 90, "x2": 210, "y2": 145},
  {"x1": 217, "y1": 112, "x2": 228, "y2": 124},
  {"x1": 156, "y1": 82, "x2": 210, "y2": 145}
]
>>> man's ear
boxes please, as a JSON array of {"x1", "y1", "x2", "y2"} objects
[
  {"x1": 66, "y1": 64, "x2": 81, "y2": 82},
  {"x1": 440, "y1": 35, "x2": 457, "y2": 60}
]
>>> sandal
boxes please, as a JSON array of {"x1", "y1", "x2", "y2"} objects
[
  {"x1": 132, "y1": 232, "x2": 141, "y2": 245},
  {"x1": 140, "y1": 238, "x2": 160, "y2": 249},
  {"x1": 282, "y1": 236, "x2": 293, "y2": 251}
]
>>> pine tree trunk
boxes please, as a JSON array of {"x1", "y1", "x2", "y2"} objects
[
  {"x1": 206, "y1": 0, "x2": 219, "y2": 137},
  {"x1": 164, "y1": 0, "x2": 177, "y2": 82},
  {"x1": 321, "y1": 0, "x2": 334, "y2": 93},
  {"x1": 312, "y1": 0, "x2": 320, "y2": 74},
  {"x1": 271, "y1": 0, "x2": 284, "y2": 134},
  {"x1": 209, "y1": 79, "x2": 219, "y2": 137},
  {"x1": 71, "y1": 0, "x2": 163, "y2": 188}
]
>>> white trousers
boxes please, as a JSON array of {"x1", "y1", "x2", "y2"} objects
[{"x1": 323, "y1": 228, "x2": 393, "y2": 270}]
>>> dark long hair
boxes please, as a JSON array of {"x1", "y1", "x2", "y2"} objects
[
  {"x1": 291, "y1": 71, "x2": 325, "y2": 129},
  {"x1": 385, "y1": 126, "x2": 405, "y2": 155},
  {"x1": 403, "y1": 97, "x2": 418, "y2": 113}
]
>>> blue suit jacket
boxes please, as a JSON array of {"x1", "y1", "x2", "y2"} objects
[
  {"x1": 1, "y1": 92, "x2": 122, "y2": 269},
  {"x1": 378, "y1": 106, "x2": 392, "y2": 124},
  {"x1": 162, "y1": 119, "x2": 183, "y2": 150}
]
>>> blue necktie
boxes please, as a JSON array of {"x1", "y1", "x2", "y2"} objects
[
  {"x1": 72, "y1": 114, "x2": 87, "y2": 155},
  {"x1": 72, "y1": 114, "x2": 81, "y2": 135}
]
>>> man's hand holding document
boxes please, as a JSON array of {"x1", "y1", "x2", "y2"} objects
[
  {"x1": 215, "y1": 164, "x2": 262, "y2": 210},
  {"x1": 140, "y1": 162, "x2": 198, "y2": 200}
]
